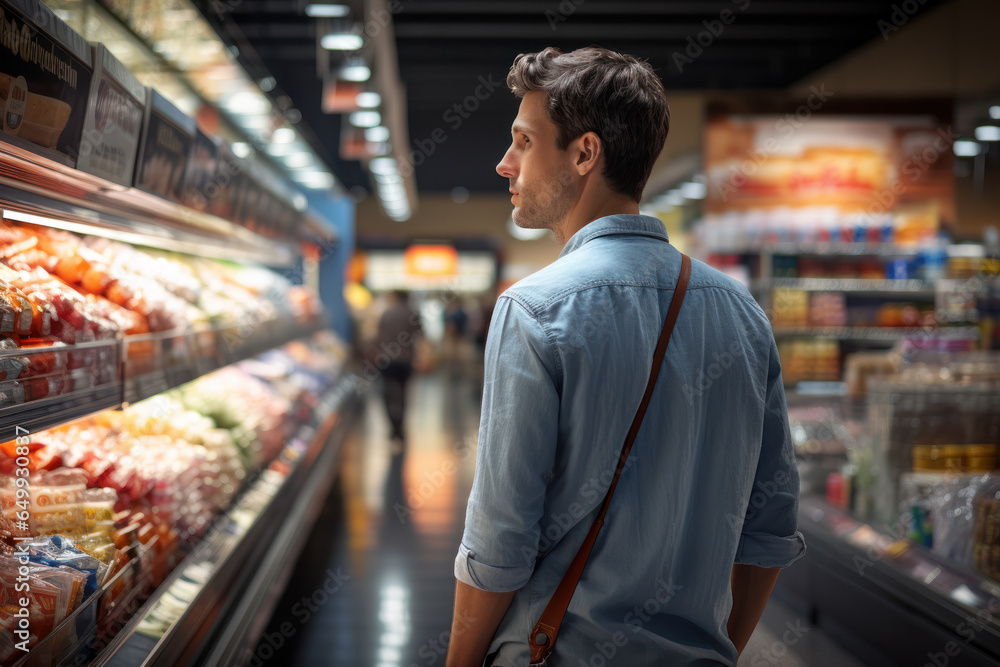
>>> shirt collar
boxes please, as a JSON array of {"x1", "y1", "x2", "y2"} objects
[{"x1": 558, "y1": 214, "x2": 670, "y2": 258}]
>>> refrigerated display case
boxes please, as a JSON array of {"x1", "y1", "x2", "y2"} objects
[
  {"x1": 773, "y1": 351, "x2": 1000, "y2": 666},
  {"x1": 0, "y1": 4, "x2": 359, "y2": 662}
]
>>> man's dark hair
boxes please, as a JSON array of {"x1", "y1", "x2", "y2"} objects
[{"x1": 506, "y1": 46, "x2": 670, "y2": 203}]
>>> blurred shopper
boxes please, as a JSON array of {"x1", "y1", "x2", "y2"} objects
[
  {"x1": 448, "y1": 47, "x2": 804, "y2": 666},
  {"x1": 374, "y1": 290, "x2": 422, "y2": 453},
  {"x1": 443, "y1": 299, "x2": 470, "y2": 378}
]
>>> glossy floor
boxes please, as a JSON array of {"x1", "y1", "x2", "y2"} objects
[{"x1": 259, "y1": 370, "x2": 866, "y2": 666}]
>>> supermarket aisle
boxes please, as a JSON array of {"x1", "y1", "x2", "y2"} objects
[
  {"x1": 258, "y1": 369, "x2": 865, "y2": 667},
  {"x1": 259, "y1": 369, "x2": 480, "y2": 666}
]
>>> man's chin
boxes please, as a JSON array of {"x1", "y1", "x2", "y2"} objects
[{"x1": 511, "y1": 209, "x2": 546, "y2": 231}]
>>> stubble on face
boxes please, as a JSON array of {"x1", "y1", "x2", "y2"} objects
[{"x1": 511, "y1": 165, "x2": 576, "y2": 243}]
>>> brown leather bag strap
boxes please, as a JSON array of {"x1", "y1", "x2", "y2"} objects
[{"x1": 528, "y1": 253, "x2": 692, "y2": 664}]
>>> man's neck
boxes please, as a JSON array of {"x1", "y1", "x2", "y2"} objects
[{"x1": 557, "y1": 196, "x2": 641, "y2": 244}]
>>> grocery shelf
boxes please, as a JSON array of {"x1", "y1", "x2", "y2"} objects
[
  {"x1": 8, "y1": 369, "x2": 361, "y2": 667},
  {"x1": 94, "y1": 376, "x2": 361, "y2": 667},
  {"x1": 764, "y1": 278, "x2": 939, "y2": 294},
  {"x1": 122, "y1": 317, "x2": 326, "y2": 406},
  {"x1": 0, "y1": 317, "x2": 326, "y2": 443},
  {"x1": 772, "y1": 326, "x2": 981, "y2": 341},
  {"x1": 0, "y1": 144, "x2": 298, "y2": 267},
  {"x1": 707, "y1": 242, "x2": 924, "y2": 257}
]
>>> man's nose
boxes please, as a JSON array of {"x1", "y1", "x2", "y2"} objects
[{"x1": 496, "y1": 149, "x2": 516, "y2": 179}]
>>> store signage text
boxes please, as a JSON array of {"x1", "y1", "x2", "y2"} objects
[{"x1": 0, "y1": 9, "x2": 79, "y2": 89}]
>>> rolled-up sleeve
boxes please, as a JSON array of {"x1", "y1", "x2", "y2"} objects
[
  {"x1": 455, "y1": 295, "x2": 560, "y2": 592},
  {"x1": 735, "y1": 337, "x2": 807, "y2": 568}
]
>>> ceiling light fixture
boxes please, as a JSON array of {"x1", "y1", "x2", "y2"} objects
[
  {"x1": 231, "y1": 142, "x2": 252, "y2": 158},
  {"x1": 321, "y1": 33, "x2": 363, "y2": 51},
  {"x1": 224, "y1": 91, "x2": 269, "y2": 114},
  {"x1": 356, "y1": 92, "x2": 382, "y2": 109},
  {"x1": 341, "y1": 64, "x2": 371, "y2": 82},
  {"x1": 953, "y1": 140, "x2": 983, "y2": 157},
  {"x1": 271, "y1": 127, "x2": 295, "y2": 143},
  {"x1": 370, "y1": 157, "x2": 398, "y2": 175},
  {"x1": 990, "y1": 106, "x2": 1000, "y2": 120},
  {"x1": 350, "y1": 110, "x2": 382, "y2": 128},
  {"x1": 306, "y1": 4, "x2": 350, "y2": 17},
  {"x1": 283, "y1": 153, "x2": 313, "y2": 168},
  {"x1": 365, "y1": 126, "x2": 390, "y2": 142},
  {"x1": 292, "y1": 171, "x2": 335, "y2": 189},
  {"x1": 975, "y1": 125, "x2": 1000, "y2": 142}
]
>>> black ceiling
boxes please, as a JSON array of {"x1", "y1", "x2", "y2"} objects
[{"x1": 198, "y1": 0, "x2": 945, "y2": 195}]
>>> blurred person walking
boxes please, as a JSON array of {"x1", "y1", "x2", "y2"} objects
[
  {"x1": 448, "y1": 47, "x2": 804, "y2": 666},
  {"x1": 443, "y1": 299, "x2": 470, "y2": 379},
  {"x1": 374, "y1": 290, "x2": 423, "y2": 453}
]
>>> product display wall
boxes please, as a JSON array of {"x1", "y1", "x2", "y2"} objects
[
  {"x1": 0, "y1": 1, "x2": 358, "y2": 664},
  {"x1": 696, "y1": 110, "x2": 1000, "y2": 662}
]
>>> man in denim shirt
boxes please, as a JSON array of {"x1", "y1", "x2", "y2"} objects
[{"x1": 448, "y1": 47, "x2": 805, "y2": 666}]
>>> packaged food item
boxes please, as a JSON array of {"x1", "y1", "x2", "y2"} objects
[
  {"x1": 0, "y1": 335, "x2": 26, "y2": 383},
  {"x1": 25, "y1": 535, "x2": 108, "y2": 598},
  {"x1": 84, "y1": 294, "x2": 149, "y2": 336},
  {"x1": 81, "y1": 488, "x2": 116, "y2": 537},
  {"x1": 32, "y1": 565, "x2": 87, "y2": 619},
  {"x1": 0, "y1": 282, "x2": 32, "y2": 338},
  {"x1": 0, "y1": 557, "x2": 63, "y2": 643},
  {"x1": 0, "y1": 382, "x2": 24, "y2": 409},
  {"x1": 809, "y1": 292, "x2": 847, "y2": 327},
  {"x1": 30, "y1": 468, "x2": 88, "y2": 538}
]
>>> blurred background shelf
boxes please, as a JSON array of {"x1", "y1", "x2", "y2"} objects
[{"x1": 771, "y1": 326, "x2": 981, "y2": 341}]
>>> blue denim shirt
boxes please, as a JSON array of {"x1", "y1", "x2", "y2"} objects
[{"x1": 455, "y1": 215, "x2": 805, "y2": 666}]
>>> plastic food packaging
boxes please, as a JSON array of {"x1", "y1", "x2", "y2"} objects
[
  {"x1": 0, "y1": 282, "x2": 32, "y2": 338},
  {"x1": 25, "y1": 535, "x2": 108, "y2": 598},
  {"x1": 30, "y1": 468, "x2": 88, "y2": 538},
  {"x1": 0, "y1": 557, "x2": 64, "y2": 644},
  {"x1": 0, "y1": 335, "x2": 26, "y2": 384}
]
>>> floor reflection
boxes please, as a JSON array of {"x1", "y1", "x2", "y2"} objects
[{"x1": 260, "y1": 369, "x2": 480, "y2": 666}]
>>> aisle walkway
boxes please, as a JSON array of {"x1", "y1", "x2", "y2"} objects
[{"x1": 259, "y1": 370, "x2": 866, "y2": 666}]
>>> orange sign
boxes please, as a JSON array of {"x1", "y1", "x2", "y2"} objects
[{"x1": 404, "y1": 245, "x2": 458, "y2": 277}]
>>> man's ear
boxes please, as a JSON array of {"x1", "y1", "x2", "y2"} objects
[{"x1": 572, "y1": 131, "x2": 602, "y2": 176}]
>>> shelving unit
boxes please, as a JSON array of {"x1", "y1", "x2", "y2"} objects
[
  {"x1": 778, "y1": 498, "x2": 1000, "y2": 666},
  {"x1": 763, "y1": 278, "x2": 939, "y2": 294},
  {"x1": 9, "y1": 373, "x2": 360, "y2": 667},
  {"x1": 0, "y1": 3, "x2": 356, "y2": 665},
  {"x1": 772, "y1": 326, "x2": 981, "y2": 341},
  {"x1": 0, "y1": 317, "x2": 326, "y2": 443}
]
